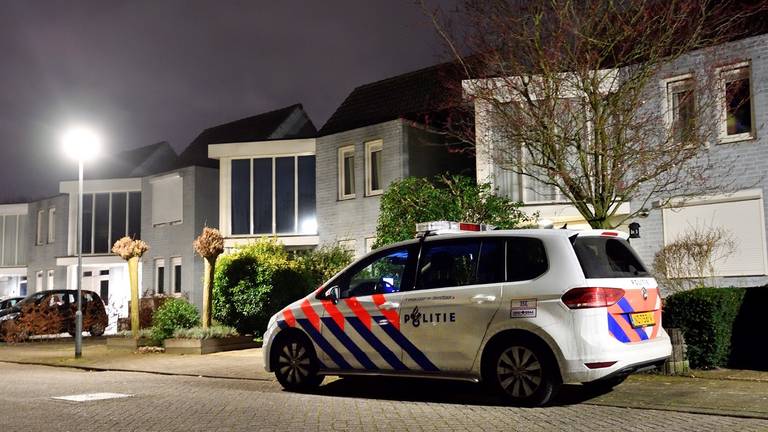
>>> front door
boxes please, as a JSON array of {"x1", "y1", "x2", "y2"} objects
[
  {"x1": 318, "y1": 245, "x2": 415, "y2": 371},
  {"x1": 399, "y1": 238, "x2": 504, "y2": 372}
]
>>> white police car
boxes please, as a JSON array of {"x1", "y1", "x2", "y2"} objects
[{"x1": 263, "y1": 222, "x2": 671, "y2": 406}]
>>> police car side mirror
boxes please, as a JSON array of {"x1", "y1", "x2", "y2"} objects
[{"x1": 325, "y1": 286, "x2": 341, "y2": 304}]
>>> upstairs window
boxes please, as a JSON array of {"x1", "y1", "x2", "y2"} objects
[
  {"x1": 230, "y1": 155, "x2": 316, "y2": 236},
  {"x1": 151, "y1": 173, "x2": 183, "y2": 226},
  {"x1": 720, "y1": 63, "x2": 754, "y2": 142},
  {"x1": 338, "y1": 146, "x2": 355, "y2": 199},
  {"x1": 365, "y1": 140, "x2": 383, "y2": 196},
  {"x1": 47, "y1": 208, "x2": 56, "y2": 243},
  {"x1": 81, "y1": 192, "x2": 141, "y2": 254},
  {"x1": 36, "y1": 210, "x2": 44, "y2": 245},
  {"x1": 665, "y1": 76, "x2": 696, "y2": 144}
]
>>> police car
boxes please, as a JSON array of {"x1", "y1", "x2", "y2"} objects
[{"x1": 263, "y1": 222, "x2": 671, "y2": 406}]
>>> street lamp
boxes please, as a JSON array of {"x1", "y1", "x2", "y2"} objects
[{"x1": 62, "y1": 127, "x2": 101, "y2": 359}]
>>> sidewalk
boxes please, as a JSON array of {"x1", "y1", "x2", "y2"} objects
[
  {"x1": 0, "y1": 338, "x2": 272, "y2": 381},
  {"x1": 2, "y1": 338, "x2": 767, "y2": 419}
]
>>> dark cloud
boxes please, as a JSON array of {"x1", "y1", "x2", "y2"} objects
[{"x1": 0, "y1": 0, "x2": 455, "y2": 202}]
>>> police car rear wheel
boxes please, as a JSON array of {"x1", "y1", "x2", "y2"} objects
[
  {"x1": 485, "y1": 340, "x2": 560, "y2": 406},
  {"x1": 274, "y1": 335, "x2": 323, "y2": 391}
]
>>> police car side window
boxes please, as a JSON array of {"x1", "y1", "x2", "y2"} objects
[
  {"x1": 477, "y1": 239, "x2": 506, "y2": 284},
  {"x1": 416, "y1": 240, "x2": 481, "y2": 290},
  {"x1": 507, "y1": 237, "x2": 548, "y2": 281},
  {"x1": 340, "y1": 247, "x2": 411, "y2": 298}
]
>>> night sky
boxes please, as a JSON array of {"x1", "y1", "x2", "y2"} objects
[{"x1": 0, "y1": 0, "x2": 454, "y2": 203}]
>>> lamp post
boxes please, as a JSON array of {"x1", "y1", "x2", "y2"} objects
[{"x1": 62, "y1": 127, "x2": 101, "y2": 359}]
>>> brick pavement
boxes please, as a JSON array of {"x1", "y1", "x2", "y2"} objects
[{"x1": 1, "y1": 362, "x2": 767, "y2": 432}]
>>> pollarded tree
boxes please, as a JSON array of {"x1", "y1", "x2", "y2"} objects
[{"x1": 423, "y1": 0, "x2": 766, "y2": 228}]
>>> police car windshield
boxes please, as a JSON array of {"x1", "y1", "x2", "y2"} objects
[{"x1": 572, "y1": 236, "x2": 649, "y2": 278}]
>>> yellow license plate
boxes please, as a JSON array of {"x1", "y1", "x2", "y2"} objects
[{"x1": 629, "y1": 312, "x2": 655, "y2": 328}]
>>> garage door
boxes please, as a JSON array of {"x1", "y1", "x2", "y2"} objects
[{"x1": 663, "y1": 194, "x2": 767, "y2": 277}]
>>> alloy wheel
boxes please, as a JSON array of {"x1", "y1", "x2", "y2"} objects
[
  {"x1": 496, "y1": 345, "x2": 543, "y2": 398},
  {"x1": 277, "y1": 341, "x2": 311, "y2": 385}
]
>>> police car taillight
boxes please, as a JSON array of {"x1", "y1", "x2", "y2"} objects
[
  {"x1": 562, "y1": 287, "x2": 625, "y2": 309},
  {"x1": 415, "y1": 221, "x2": 494, "y2": 235}
]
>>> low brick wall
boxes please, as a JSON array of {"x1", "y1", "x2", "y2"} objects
[{"x1": 164, "y1": 336, "x2": 259, "y2": 355}]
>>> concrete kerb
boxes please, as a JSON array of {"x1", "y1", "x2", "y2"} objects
[
  {"x1": 584, "y1": 400, "x2": 768, "y2": 421},
  {"x1": 0, "y1": 359, "x2": 273, "y2": 382}
]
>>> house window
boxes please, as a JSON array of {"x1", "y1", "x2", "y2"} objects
[
  {"x1": 1, "y1": 214, "x2": 20, "y2": 267},
  {"x1": 230, "y1": 155, "x2": 316, "y2": 235},
  {"x1": 35, "y1": 271, "x2": 42, "y2": 292},
  {"x1": 47, "y1": 270, "x2": 54, "y2": 290},
  {"x1": 100, "y1": 280, "x2": 109, "y2": 305},
  {"x1": 151, "y1": 173, "x2": 183, "y2": 226},
  {"x1": 171, "y1": 257, "x2": 182, "y2": 294},
  {"x1": 338, "y1": 146, "x2": 355, "y2": 199},
  {"x1": 47, "y1": 208, "x2": 55, "y2": 243},
  {"x1": 665, "y1": 76, "x2": 696, "y2": 144},
  {"x1": 81, "y1": 191, "x2": 141, "y2": 254},
  {"x1": 720, "y1": 63, "x2": 754, "y2": 142},
  {"x1": 365, "y1": 237, "x2": 376, "y2": 254},
  {"x1": 365, "y1": 140, "x2": 383, "y2": 196},
  {"x1": 338, "y1": 239, "x2": 357, "y2": 254},
  {"x1": 155, "y1": 259, "x2": 165, "y2": 294},
  {"x1": 36, "y1": 210, "x2": 44, "y2": 245}
]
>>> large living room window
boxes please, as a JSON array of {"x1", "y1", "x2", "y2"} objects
[
  {"x1": 81, "y1": 191, "x2": 141, "y2": 254},
  {"x1": 230, "y1": 155, "x2": 316, "y2": 235}
]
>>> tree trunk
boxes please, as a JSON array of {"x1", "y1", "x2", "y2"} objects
[
  {"x1": 202, "y1": 257, "x2": 215, "y2": 329},
  {"x1": 128, "y1": 256, "x2": 140, "y2": 340}
]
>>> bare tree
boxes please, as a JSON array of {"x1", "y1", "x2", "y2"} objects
[{"x1": 422, "y1": 0, "x2": 766, "y2": 228}]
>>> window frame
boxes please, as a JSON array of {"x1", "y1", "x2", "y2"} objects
[
  {"x1": 230, "y1": 155, "x2": 316, "y2": 236},
  {"x1": 364, "y1": 140, "x2": 383, "y2": 196},
  {"x1": 718, "y1": 61, "x2": 755, "y2": 144},
  {"x1": 154, "y1": 258, "x2": 166, "y2": 295},
  {"x1": 36, "y1": 210, "x2": 44, "y2": 245},
  {"x1": 338, "y1": 145, "x2": 356, "y2": 200},
  {"x1": 171, "y1": 256, "x2": 182, "y2": 294},
  {"x1": 661, "y1": 73, "x2": 697, "y2": 146},
  {"x1": 46, "y1": 269, "x2": 54, "y2": 290},
  {"x1": 47, "y1": 208, "x2": 55, "y2": 243},
  {"x1": 81, "y1": 191, "x2": 141, "y2": 254}
]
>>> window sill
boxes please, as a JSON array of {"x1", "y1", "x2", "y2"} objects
[
  {"x1": 365, "y1": 190, "x2": 383, "y2": 197},
  {"x1": 718, "y1": 133, "x2": 755, "y2": 144},
  {"x1": 338, "y1": 195, "x2": 356, "y2": 201}
]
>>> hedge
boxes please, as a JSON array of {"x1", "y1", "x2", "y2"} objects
[{"x1": 664, "y1": 287, "x2": 767, "y2": 370}]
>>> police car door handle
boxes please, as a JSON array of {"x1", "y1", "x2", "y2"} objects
[
  {"x1": 380, "y1": 301, "x2": 399, "y2": 310},
  {"x1": 471, "y1": 294, "x2": 496, "y2": 303}
]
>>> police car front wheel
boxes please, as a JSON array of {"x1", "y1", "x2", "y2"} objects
[
  {"x1": 274, "y1": 334, "x2": 323, "y2": 391},
  {"x1": 484, "y1": 339, "x2": 560, "y2": 406}
]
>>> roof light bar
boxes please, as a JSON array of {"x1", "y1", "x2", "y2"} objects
[{"x1": 415, "y1": 221, "x2": 494, "y2": 236}]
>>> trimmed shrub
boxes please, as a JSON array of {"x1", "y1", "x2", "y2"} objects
[
  {"x1": 172, "y1": 325, "x2": 239, "y2": 339},
  {"x1": 150, "y1": 298, "x2": 200, "y2": 342},
  {"x1": 293, "y1": 245, "x2": 354, "y2": 288},
  {"x1": 213, "y1": 238, "x2": 314, "y2": 336},
  {"x1": 664, "y1": 287, "x2": 746, "y2": 369}
]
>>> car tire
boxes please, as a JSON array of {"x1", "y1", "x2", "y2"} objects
[
  {"x1": 482, "y1": 338, "x2": 561, "y2": 406},
  {"x1": 90, "y1": 323, "x2": 106, "y2": 337},
  {"x1": 273, "y1": 333, "x2": 324, "y2": 391}
]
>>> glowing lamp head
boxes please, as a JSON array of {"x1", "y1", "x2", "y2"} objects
[{"x1": 62, "y1": 127, "x2": 101, "y2": 162}]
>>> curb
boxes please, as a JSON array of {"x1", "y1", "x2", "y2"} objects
[{"x1": 0, "y1": 359, "x2": 273, "y2": 383}]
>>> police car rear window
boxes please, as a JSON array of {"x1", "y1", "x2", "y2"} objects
[{"x1": 572, "y1": 236, "x2": 649, "y2": 278}]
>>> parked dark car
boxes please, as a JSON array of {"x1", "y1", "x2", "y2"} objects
[
  {"x1": 0, "y1": 296, "x2": 23, "y2": 312},
  {"x1": 0, "y1": 290, "x2": 108, "y2": 341}
]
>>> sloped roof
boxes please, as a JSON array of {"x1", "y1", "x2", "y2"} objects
[
  {"x1": 178, "y1": 104, "x2": 317, "y2": 168},
  {"x1": 86, "y1": 141, "x2": 178, "y2": 180},
  {"x1": 319, "y1": 62, "x2": 465, "y2": 136}
]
